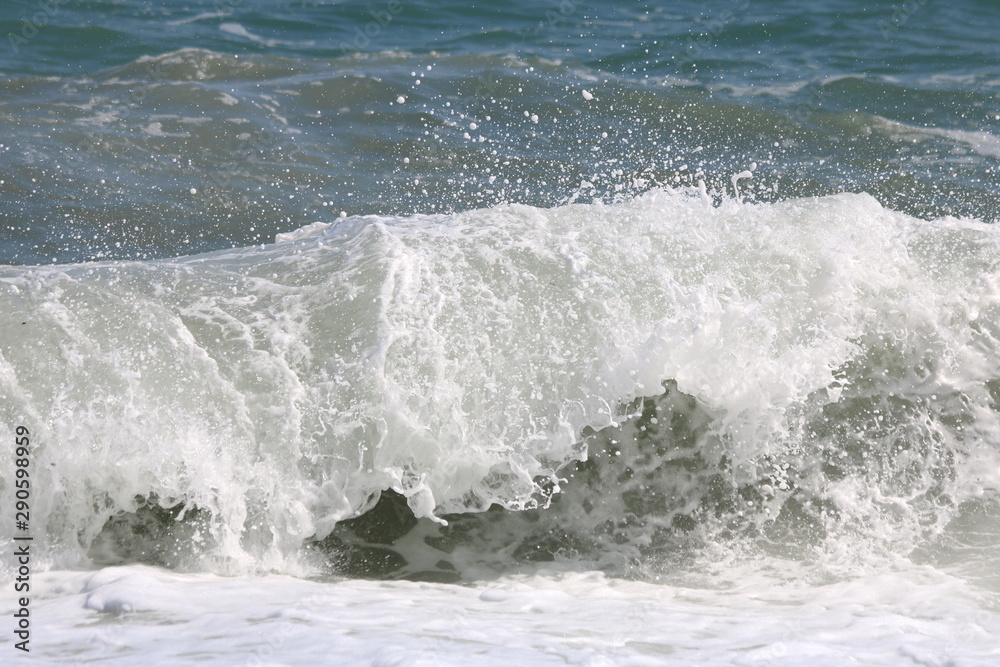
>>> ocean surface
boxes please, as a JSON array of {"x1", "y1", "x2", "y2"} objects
[{"x1": 2, "y1": 0, "x2": 1000, "y2": 664}]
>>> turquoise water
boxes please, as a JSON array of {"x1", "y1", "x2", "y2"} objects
[
  {"x1": 5, "y1": 5, "x2": 1000, "y2": 664},
  {"x1": 2, "y1": 0, "x2": 1000, "y2": 609},
  {"x1": 1, "y1": 0, "x2": 997, "y2": 264}
]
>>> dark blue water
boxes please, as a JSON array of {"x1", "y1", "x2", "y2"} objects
[{"x1": 1, "y1": 0, "x2": 998, "y2": 264}]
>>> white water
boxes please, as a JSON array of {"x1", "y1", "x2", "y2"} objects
[
  {"x1": 2, "y1": 563, "x2": 999, "y2": 665},
  {"x1": 3, "y1": 188, "x2": 1000, "y2": 663},
  {"x1": 2, "y1": 188, "x2": 1000, "y2": 575}
]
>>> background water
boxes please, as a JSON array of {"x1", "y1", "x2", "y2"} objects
[
  {"x1": 1, "y1": 0, "x2": 998, "y2": 265},
  {"x1": 2, "y1": 1, "x2": 1000, "y2": 664}
]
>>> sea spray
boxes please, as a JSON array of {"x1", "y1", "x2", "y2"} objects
[{"x1": 2, "y1": 188, "x2": 1000, "y2": 579}]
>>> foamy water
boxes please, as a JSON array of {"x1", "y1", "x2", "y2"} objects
[
  {"x1": 3, "y1": 190, "x2": 1000, "y2": 663},
  {"x1": 3, "y1": 1, "x2": 1000, "y2": 663},
  {"x1": 3, "y1": 189, "x2": 999, "y2": 572},
  {"x1": 8, "y1": 564, "x2": 999, "y2": 666}
]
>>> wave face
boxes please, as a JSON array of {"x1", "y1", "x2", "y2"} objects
[{"x1": 2, "y1": 189, "x2": 999, "y2": 580}]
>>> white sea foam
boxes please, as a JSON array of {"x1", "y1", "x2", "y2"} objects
[
  {"x1": 1, "y1": 189, "x2": 999, "y2": 578},
  {"x1": 3, "y1": 563, "x2": 998, "y2": 666}
]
